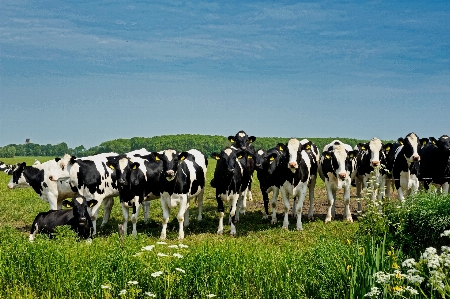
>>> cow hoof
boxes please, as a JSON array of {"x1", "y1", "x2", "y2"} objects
[
  {"x1": 217, "y1": 230, "x2": 223, "y2": 235},
  {"x1": 160, "y1": 234, "x2": 167, "y2": 240},
  {"x1": 308, "y1": 216, "x2": 314, "y2": 220},
  {"x1": 297, "y1": 227, "x2": 303, "y2": 231},
  {"x1": 230, "y1": 231, "x2": 236, "y2": 236},
  {"x1": 347, "y1": 218, "x2": 354, "y2": 223},
  {"x1": 271, "y1": 219, "x2": 277, "y2": 224},
  {"x1": 282, "y1": 226, "x2": 288, "y2": 230},
  {"x1": 178, "y1": 235, "x2": 184, "y2": 240},
  {"x1": 197, "y1": 216, "x2": 202, "y2": 221},
  {"x1": 325, "y1": 217, "x2": 332, "y2": 223}
]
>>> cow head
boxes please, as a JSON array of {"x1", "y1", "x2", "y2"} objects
[
  {"x1": 254, "y1": 149, "x2": 267, "y2": 171},
  {"x1": 322, "y1": 143, "x2": 357, "y2": 186},
  {"x1": 7, "y1": 162, "x2": 28, "y2": 189},
  {"x1": 106, "y1": 154, "x2": 131, "y2": 188},
  {"x1": 62, "y1": 196, "x2": 98, "y2": 227},
  {"x1": 211, "y1": 147, "x2": 245, "y2": 179},
  {"x1": 228, "y1": 130, "x2": 256, "y2": 151},
  {"x1": 260, "y1": 143, "x2": 287, "y2": 176},
  {"x1": 153, "y1": 149, "x2": 181, "y2": 181},
  {"x1": 367, "y1": 137, "x2": 387, "y2": 167},
  {"x1": 430, "y1": 135, "x2": 450, "y2": 153},
  {"x1": 286, "y1": 138, "x2": 309, "y2": 173},
  {"x1": 398, "y1": 132, "x2": 420, "y2": 162}
]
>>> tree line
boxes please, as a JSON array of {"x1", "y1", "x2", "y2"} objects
[{"x1": 0, "y1": 134, "x2": 378, "y2": 158}]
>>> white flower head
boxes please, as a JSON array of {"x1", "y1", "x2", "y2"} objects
[
  {"x1": 173, "y1": 253, "x2": 183, "y2": 259},
  {"x1": 168, "y1": 245, "x2": 179, "y2": 249},
  {"x1": 101, "y1": 285, "x2": 112, "y2": 289},
  {"x1": 206, "y1": 295, "x2": 217, "y2": 298},
  {"x1": 157, "y1": 241, "x2": 167, "y2": 245},
  {"x1": 179, "y1": 244, "x2": 189, "y2": 248},
  {"x1": 175, "y1": 268, "x2": 185, "y2": 273},
  {"x1": 364, "y1": 286, "x2": 381, "y2": 297},
  {"x1": 402, "y1": 258, "x2": 416, "y2": 268},
  {"x1": 127, "y1": 280, "x2": 139, "y2": 285},
  {"x1": 142, "y1": 245, "x2": 155, "y2": 251},
  {"x1": 151, "y1": 271, "x2": 163, "y2": 277},
  {"x1": 119, "y1": 289, "x2": 127, "y2": 296},
  {"x1": 145, "y1": 292, "x2": 157, "y2": 297},
  {"x1": 405, "y1": 286, "x2": 419, "y2": 295},
  {"x1": 157, "y1": 253, "x2": 169, "y2": 257},
  {"x1": 440, "y1": 230, "x2": 450, "y2": 237}
]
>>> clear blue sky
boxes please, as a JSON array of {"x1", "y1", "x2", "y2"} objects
[{"x1": 1, "y1": 0, "x2": 449, "y2": 149}]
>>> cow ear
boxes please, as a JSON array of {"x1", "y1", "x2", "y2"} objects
[
  {"x1": 323, "y1": 151, "x2": 332, "y2": 159},
  {"x1": 276, "y1": 143, "x2": 285, "y2": 152},
  {"x1": 210, "y1": 153, "x2": 220, "y2": 160},
  {"x1": 178, "y1": 152, "x2": 189, "y2": 161},
  {"x1": 70, "y1": 156, "x2": 77, "y2": 164},
  {"x1": 429, "y1": 137, "x2": 437, "y2": 145},
  {"x1": 131, "y1": 162, "x2": 140, "y2": 170},
  {"x1": 303, "y1": 141, "x2": 312, "y2": 151},
  {"x1": 62, "y1": 200, "x2": 73, "y2": 208},
  {"x1": 55, "y1": 157, "x2": 61, "y2": 162},
  {"x1": 267, "y1": 152, "x2": 277, "y2": 162},
  {"x1": 419, "y1": 138, "x2": 429, "y2": 146},
  {"x1": 383, "y1": 143, "x2": 392, "y2": 153},
  {"x1": 105, "y1": 161, "x2": 115, "y2": 170},
  {"x1": 152, "y1": 152, "x2": 161, "y2": 161},
  {"x1": 228, "y1": 136, "x2": 235, "y2": 143},
  {"x1": 348, "y1": 151, "x2": 357, "y2": 159},
  {"x1": 249, "y1": 136, "x2": 256, "y2": 143},
  {"x1": 397, "y1": 137, "x2": 404, "y2": 145},
  {"x1": 236, "y1": 151, "x2": 244, "y2": 159},
  {"x1": 87, "y1": 200, "x2": 98, "y2": 208}
]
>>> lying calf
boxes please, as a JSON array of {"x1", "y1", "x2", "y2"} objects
[{"x1": 29, "y1": 196, "x2": 98, "y2": 241}]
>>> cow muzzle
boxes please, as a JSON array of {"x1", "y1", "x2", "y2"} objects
[
  {"x1": 371, "y1": 160, "x2": 380, "y2": 167},
  {"x1": 78, "y1": 217, "x2": 87, "y2": 226},
  {"x1": 338, "y1": 172, "x2": 347, "y2": 180},
  {"x1": 289, "y1": 161, "x2": 298, "y2": 169},
  {"x1": 165, "y1": 170, "x2": 175, "y2": 179},
  {"x1": 412, "y1": 155, "x2": 420, "y2": 162},
  {"x1": 118, "y1": 179, "x2": 127, "y2": 186}
]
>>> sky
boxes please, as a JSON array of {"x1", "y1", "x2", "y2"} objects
[{"x1": 1, "y1": 0, "x2": 449, "y2": 149}]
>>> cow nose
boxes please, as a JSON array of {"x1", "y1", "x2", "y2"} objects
[
  {"x1": 289, "y1": 161, "x2": 298, "y2": 169},
  {"x1": 228, "y1": 168, "x2": 235, "y2": 173},
  {"x1": 79, "y1": 217, "x2": 87, "y2": 223},
  {"x1": 413, "y1": 155, "x2": 420, "y2": 162},
  {"x1": 118, "y1": 179, "x2": 126, "y2": 185},
  {"x1": 372, "y1": 160, "x2": 380, "y2": 166},
  {"x1": 338, "y1": 172, "x2": 346, "y2": 179},
  {"x1": 166, "y1": 170, "x2": 174, "y2": 177}
]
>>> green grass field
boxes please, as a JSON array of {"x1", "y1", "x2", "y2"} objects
[{"x1": 0, "y1": 156, "x2": 362, "y2": 298}]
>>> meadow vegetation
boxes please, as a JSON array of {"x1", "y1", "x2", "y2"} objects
[{"x1": 0, "y1": 156, "x2": 449, "y2": 298}]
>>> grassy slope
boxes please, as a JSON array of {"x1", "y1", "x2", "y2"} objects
[{"x1": 0, "y1": 157, "x2": 357, "y2": 299}]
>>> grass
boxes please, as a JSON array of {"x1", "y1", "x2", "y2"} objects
[{"x1": 0, "y1": 156, "x2": 359, "y2": 299}]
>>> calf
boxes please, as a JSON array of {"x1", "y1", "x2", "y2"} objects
[
  {"x1": 29, "y1": 195, "x2": 98, "y2": 241},
  {"x1": 211, "y1": 147, "x2": 252, "y2": 235},
  {"x1": 154, "y1": 149, "x2": 207, "y2": 240},
  {"x1": 391, "y1": 133, "x2": 421, "y2": 200},
  {"x1": 354, "y1": 138, "x2": 392, "y2": 204},
  {"x1": 7, "y1": 159, "x2": 77, "y2": 210},
  {"x1": 228, "y1": 130, "x2": 256, "y2": 212},
  {"x1": 418, "y1": 135, "x2": 450, "y2": 195},
  {"x1": 319, "y1": 140, "x2": 358, "y2": 222}
]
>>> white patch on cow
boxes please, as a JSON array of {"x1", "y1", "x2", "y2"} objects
[
  {"x1": 332, "y1": 144, "x2": 348, "y2": 177},
  {"x1": 238, "y1": 132, "x2": 246, "y2": 137},
  {"x1": 164, "y1": 150, "x2": 177, "y2": 161},
  {"x1": 119, "y1": 158, "x2": 129, "y2": 171},
  {"x1": 257, "y1": 149, "x2": 264, "y2": 156},
  {"x1": 76, "y1": 197, "x2": 83, "y2": 204},
  {"x1": 224, "y1": 148, "x2": 233, "y2": 156},
  {"x1": 369, "y1": 137, "x2": 382, "y2": 164},
  {"x1": 287, "y1": 139, "x2": 300, "y2": 168},
  {"x1": 443, "y1": 136, "x2": 449, "y2": 139}
]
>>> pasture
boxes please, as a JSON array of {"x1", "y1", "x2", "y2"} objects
[{"x1": 1, "y1": 156, "x2": 449, "y2": 298}]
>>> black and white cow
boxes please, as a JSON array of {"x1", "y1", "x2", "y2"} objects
[
  {"x1": 319, "y1": 140, "x2": 358, "y2": 223},
  {"x1": 211, "y1": 147, "x2": 252, "y2": 235},
  {"x1": 3, "y1": 163, "x2": 16, "y2": 175},
  {"x1": 57, "y1": 152, "x2": 119, "y2": 235},
  {"x1": 29, "y1": 195, "x2": 98, "y2": 241},
  {"x1": 154, "y1": 149, "x2": 207, "y2": 240},
  {"x1": 418, "y1": 135, "x2": 450, "y2": 195},
  {"x1": 7, "y1": 159, "x2": 78, "y2": 210},
  {"x1": 391, "y1": 133, "x2": 421, "y2": 201},
  {"x1": 354, "y1": 138, "x2": 392, "y2": 204},
  {"x1": 228, "y1": 130, "x2": 256, "y2": 212},
  {"x1": 0, "y1": 161, "x2": 7, "y2": 172}
]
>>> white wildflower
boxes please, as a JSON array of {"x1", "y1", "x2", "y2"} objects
[
  {"x1": 142, "y1": 245, "x2": 155, "y2": 251},
  {"x1": 364, "y1": 286, "x2": 381, "y2": 297},
  {"x1": 421, "y1": 247, "x2": 437, "y2": 260},
  {"x1": 157, "y1": 253, "x2": 169, "y2": 257},
  {"x1": 373, "y1": 271, "x2": 391, "y2": 284},
  {"x1": 144, "y1": 292, "x2": 157, "y2": 297},
  {"x1": 173, "y1": 253, "x2": 183, "y2": 259},
  {"x1": 119, "y1": 289, "x2": 127, "y2": 296},
  {"x1": 156, "y1": 241, "x2": 167, "y2": 245},
  {"x1": 175, "y1": 268, "x2": 186, "y2": 273},
  {"x1": 151, "y1": 271, "x2": 163, "y2": 277},
  {"x1": 405, "y1": 286, "x2": 419, "y2": 295},
  {"x1": 206, "y1": 295, "x2": 217, "y2": 298},
  {"x1": 168, "y1": 245, "x2": 179, "y2": 249},
  {"x1": 179, "y1": 244, "x2": 189, "y2": 248},
  {"x1": 428, "y1": 270, "x2": 445, "y2": 291},
  {"x1": 101, "y1": 285, "x2": 111, "y2": 289},
  {"x1": 440, "y1": 230, "x2": 450, "y2": 237},
  {"x1": 127, "y1": 281, "x2": 139, "y2": 285},
  {"x1": 401, "y1": 258, "x2": 416, "y2": 268},
  {"x1": 441, "y1": 246, "x2": 450, "y2": 253}
]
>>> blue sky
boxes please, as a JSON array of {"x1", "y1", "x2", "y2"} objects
[{"x1": 1, "y1": 0, "x2": 449, "y2": 149}]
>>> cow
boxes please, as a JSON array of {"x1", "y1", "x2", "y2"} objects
[
  {"x1": 318, "y1": 140, "x2": 358, "y2": 223},
  {"x1": 210, "y1": 147, "x2": 252, "y2": 235},
  {"x1": 418, "y1": 135, "x2": 450, "y2": 195},
  {"x1": 56, "y1": 152, "x2": 120, "y2": 235},
  {"x1": 7, "y1": 159, "x2": 78, "y2": 210},
  {"x1": 354, "y1": 138, "x2": 392, "y2": 205},
  {"x1": 153, "y1": 149, "x2": 207, "y2": 240},
  {"x1": 228, "y1": 130, "x2": 256, "y2": 213},
  {"x1": 29, "y1": 195, "x2": 98, "y2": 241},
  {"x1": 390, "y1": 133, "x2": 421, "y2": 201},
  {"x1": 0, "y1": 161, "x2": 6, "y2": 172},
  {"x1": 3, "y1": 163, "x2": 16, "y2": 174}
]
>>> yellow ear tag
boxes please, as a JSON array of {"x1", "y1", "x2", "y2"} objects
[
  {"x1": 325, "y1": 154, "x2": 331, "y2": 159},
  {"x1": 399, "y1": 141, "x2": 403, "y2": 145},
  {"x1": 237, "y1": 155, "x2": 243, "y2": 159},
  {"x1": 361, "y1": 146, "x2": 366, "y2": 150},
  {"x1": 65, "y1": 203, "x2": 71, "y2": 208},
  {"x1": 109, "y1": 165, "x2": 114, "y2": 169},
  {"x1": 89, "y1": 203, "x2": 95, "y2": 208},
  {"x1": 230, "y1": 139, "x2": 234, "y2": 143},
  {"x1": 279, "y1": 146, "x2": 283, "y2": 151},
  {"x1": 269, "y1": 156, "x2": 275, "y2": 161},
  {"x1": 180, "y1": 156, "x2": 185, "y2": 161},
  {"x1": 248, "y1": 155, "x2": 252, "y2": 159},
  {"x1": 305, "y1": 145, "x2": 310, "y2": 150},
  {"x1": 155, "y1": 156, "x2": 160, "y2": 161},
  {"x1": 215, "y1": 156, "x2": 220, "y2": 160},
  {"x1": 432, "y1": 140, "x2": 436, "y2": 145},
  {"x1": 132, "y1": 165, "x2": 137, "y2": 170},
  {"x1": 349, "y1": 153, "x2": 354, "y2": 158},
  {"x1": 385, "y1": 146, "x2": 390, "y2": 151}
]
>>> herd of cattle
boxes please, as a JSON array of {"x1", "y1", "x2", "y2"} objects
[{"x1": 1, "y1": 131, "x2": 449, "y2": 241}]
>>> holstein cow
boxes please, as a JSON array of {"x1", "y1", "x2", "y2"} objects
[
  {"x1": 29, "y1": 195, "x2": 98, "y2": 241},
  {"x1": 391, "y1": 133, "x2": 421, "y2": 201},
  {"x1": 57, "y1": 152, "x2": 119, "y2": 235},
  {"x1": 0, "y1": 161, "x2": 7, "y2": 172},
  {"x1": 319, "y1": 140, "x2": 358, "y2": 223},
  {"x1": 7, "y1": 159, "x2": 77, "y2": 210},
  {"x1": 154, "y1": 149, "x2": 207, "y2": 240},
  {"x1": 211, "y1": 147, "x2": 253, "y2": 235},
  {"x1": 418, "y1": 135, "x2": 450, "y2": 195},
  {"x1": 228, "y1": 130, "x2": 256, "y2": 212},
  {"x1": 354, "y1": 138, "x2": 392, "y2": 205}
]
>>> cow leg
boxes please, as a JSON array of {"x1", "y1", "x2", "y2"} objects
[
  {"x1": 343, "y1": 186, "x2": 353, "y2": 222},
  {"x1": 262, "y1": 189, "x2": 270, "y2": 219},
  {"x1": 29, "y1": 223, "x2": 38, "y2": 242},
  {"x1": 292, "y1": 197, "x2": 297, "y2": 219},
  {"x1": 183, "y1": 200, "x2": 190, "y2": 228},
  {"x1": 229, "y1": 194, "x2": 239, "y2": 235},
  {"x1": 240, "y1": 188, "x2": 248, "y2": 215},
  {"x1": 142, "y1": 200, "x2": 150, "y2": 223},
  {"x1": 131, "y1": 198, "x2": 143, "y2": 237},
  {"x1": 331, "y1": 190, "x2": 337, "y2": 219},
  {"x1": 280, "y1": 188, "x2": 291, "y2": 229},
  {"x1": 325, "y1": 183, "x2": 334, "y2": 223},
  {"x1": 160, "y1": 196, "x2": 170, "y2": 240},
  {"x1": 216, "y1": 192, "x2": 225, "y2": 235},
  {"x1": 120, "y1": 202, "x2": 129, "y2": 235},
  {"x1": 177, "y1": 195, "x2": 188, "y2": 240},
  {"x1": 47, "y1": 192, "x2": 59, "y2": 210},
  {"x1": 307, "y1": 176, "x2": 316, "y2": 220},
  {"x1": 100, "y1": 197, "x2": 114, "y2": 227},
  {"x1": 270, "y1": 187, "x2": 280, "y2": 224},
  {"x1": 197, "y1": 189, "x2": 204, "y2": 221},
  {"x1": 356, "y1": 175, "x2": 363, "y2": 198},
  {"x1": 295, "y1": 184, "x2": 308, "y2": 230},
  {"x1": 442, "y1": 182, "x2": 449, "y2": 196},
  {"x1": 89, "y1": 197, "x2": 107, "y2": 236}
]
